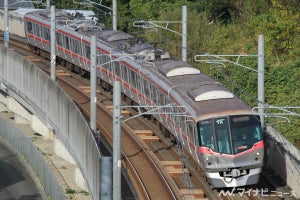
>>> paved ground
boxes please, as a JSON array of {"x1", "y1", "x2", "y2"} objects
[{"x1": 0, "y1": 141, "x2": 42, "y2": 200}]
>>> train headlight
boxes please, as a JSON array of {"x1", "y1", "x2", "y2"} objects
[
  {"x1": 204, "y1": 156, "x2": 212, "y2": 166},
  {"x1": 254, "y1": 151, "x2": 261, "y2": 161}
]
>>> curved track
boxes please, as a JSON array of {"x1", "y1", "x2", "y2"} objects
[
  {"x1": 2, "y1": 37, "x2": 207, "y2": 199},
  {"x1": 2, "y1": 37, "x2": 292, "y2": 200}
]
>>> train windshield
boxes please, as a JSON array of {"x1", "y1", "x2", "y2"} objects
[
  {"x1": 198, "y1": 115, "x2": 262, "y2": 155},
  {"x1": 230, "y1": 115, "x2": 262, "y2": 154}
]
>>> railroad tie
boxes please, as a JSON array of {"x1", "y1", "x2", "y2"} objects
[
  {"x1": 105, "y1": 105, "x2": 130, "y2": 115},
  {"x1": 78, "y1": 86, "x2": 100, "y2": 94},
  {"x1": 138, "y1": 135, "x2": 159, "y2": 143},
  {"x1": 56, "y1": 69, "x2": 71, "y2": 77},
  {"x1": 180, "y1": 189, "x2": 207, "y2": 200},
  {"x1": 161, "y1": 160, "x2": 189, "y2": 178},
  {"x1": 131, "y1": 129, "x2": 159, "y2": 142},
  {"x1": 24, "y1": 55, "x2": 41, "y2": 62},
  {"x1": 132, "y1": 129, "x2": 153, "y2": 136}
]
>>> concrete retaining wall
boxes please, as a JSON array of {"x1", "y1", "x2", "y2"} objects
[
  {"x1": 265, "y1": 126, "x2": 300, "y2": 198},
  {"x1": 0, "y1": 45, "x2": 101, "y2": 200},
  {"x1": 0, "y1": 117, "x2": 65, "y2": 200}
]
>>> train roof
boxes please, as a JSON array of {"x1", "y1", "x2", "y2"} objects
[
  {"x1": 25, "y1": 9, "x2": 102, "y2": 29},
  {"x1": 24, "y1": 8, "x2": 254, "y2": 121},
  {"x1": 144, "y1": 59, "x2": 252, "y2": 120},
  {"x1": 7, "y1": 8, "x2": 41, "y2": 18}
]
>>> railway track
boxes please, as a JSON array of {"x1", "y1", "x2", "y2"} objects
[
  {"x1": 2, "y1": 37, "x2": 209, "y2": 199},
  {"x1": 2, "y1": 37, "x2": 292, "y2": 200}
]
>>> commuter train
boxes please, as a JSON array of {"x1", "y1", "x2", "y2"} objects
[{"x1": 3, "y1": 8, "x2": 264, "y2": 188}]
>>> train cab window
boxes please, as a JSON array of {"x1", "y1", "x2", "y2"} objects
[
  {"x1": 26, "y1": 22, "x2": 33, "y2": 34},
  {"x1": 198, "y1": 120, "x2": 215, "y2": 151},
  {"x1": 230, "y1": 115, "x2": 262, "y2": 154},
  {"x1": 214, "y1": 117, "x2": 231, "y2": 154}
]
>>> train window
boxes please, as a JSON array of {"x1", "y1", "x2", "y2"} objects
[
  {"x1": 56, "y1": 33, "x2": 62, "y2": 46},
  {"x1": 188, "y1": 122, "x2": 195, "y2": 145},
  {"x1": 72, "y1": 39, "x2": 79, "y2": 54},
  {"x1": 76, "y1": 40, "x2": 81, "y2": 55},
  {"x1": 64, "y1": 36, "x2": 70, "y2": 50},
  {"x1": 198, "y1": 120, "x2": 215, "y2": 151},
  {"x1": 43, "y1": 27, "x2": 50, "y2": 41},
  {"x1": 144, "y1": 80, "x2": 150, "y2": 97},
  {"x1": 85, "y1": 45, "x2": 90, "y2": 58},
  {"x1": 26, "y1": 22, "x2": 33, "y2": 34},
  {"x1": 99, "y1": 54, "x2": 104, "y2": 64},
  {"x1": 75, "y1": 41, "x2": 78, "y2": 54},
  {"x1": 123, "y1": 65, "x2": 129, "y2": 82},
  {"x1": 214, "y1": 117, "x2": 231, "y2": 154},
  {"x1": 130, "y1": 70, "x2": 136, "y2": 87},
  {"x1": 96, "y1": 53, "x2": 101, "y2": 65},
  {"x1": 155, "y1": 90, "x2": 160, "y2": 105},
  {"x1": 115, "y1": 62, "x2": 121, "y2": 77},
  {"x1": 134, "y1": 74, "x2": 140, "y2": 91},
  {"x1": 165, "y1": 96, "x2": 171, "y2": 106},
  {"x1": 34, "y1": 24, "x2": 41, "y2": 37},
  {"x1": 230, "y1": 115, "x2": 262, "y2": 154},
  {"x1": 101, "y1": 55, "x2": 110, "y2": 65},
  {"x1": 120, "y1": 64, "x2": 125, "y2": 80},
  {"x1": 150, "y1": 84, "x2": 156, "y2": 103},
  {"x1": 159, "y1": 92, "x2": 165, "y2": 105}
]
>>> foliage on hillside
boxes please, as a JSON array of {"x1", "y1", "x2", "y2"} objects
[{"x1": 48, "y1": 0, "x2": 300, "y2": 145}]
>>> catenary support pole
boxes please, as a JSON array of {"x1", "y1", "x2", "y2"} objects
[
  {"x1": 182, "y1": 5, "x2": 187, "y2": 62},
  {"x1": 258, "y1": 35, "x2": 265, "y2": 128},
  {"x1": 46, "y1": 0, "x2": 50, "y2": 9},
  {"x1": 113, "y1": 81, "x2": 121, "y2": 200},
  {"x1": 112, "y1": 0, "x2": 117, "y2": 30},
  {"x1": 4, "y1": 0, "x2": 9, "y2": 48},
  {"x1": 100, "y1": 157, "x2": 113, "y2": 200},
  {"x1": 90, "y1": 36, "x2": 97, "y2": 131},
  {"x1": 50, "y1": 6, "x2": 56, "y2": 81}
]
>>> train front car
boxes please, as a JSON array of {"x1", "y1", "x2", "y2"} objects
[{"x1": 198, "y1": 114, "x2": 264, "y2": 187}]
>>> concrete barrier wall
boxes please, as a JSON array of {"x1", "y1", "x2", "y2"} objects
[
  {"x1": 0, "y1": 45, "x2": 101, "y2": 200},
  {"x1": 265, "y1": 126, "x2": 300, "y2": 198},
  {"x1": 0, "y1": 117, "x2": 65, "y2": 200}
]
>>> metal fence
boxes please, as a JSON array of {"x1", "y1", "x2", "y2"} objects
[
  {"x1": 0, "y1": 45, "x2": 101, "y2": 200},
  {"x1": 0, "y1": 117, "x2": 65, "y2": 200}
]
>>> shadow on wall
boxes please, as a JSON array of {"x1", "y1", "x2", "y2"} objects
[{"x1": 0, "y1": 159, "x2": 25, "y2": 189}]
